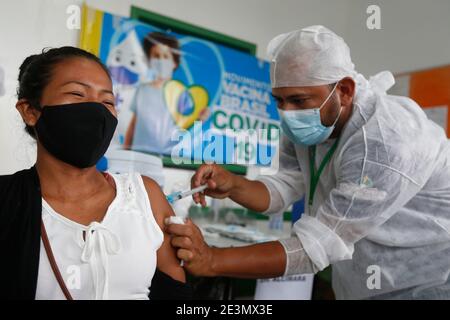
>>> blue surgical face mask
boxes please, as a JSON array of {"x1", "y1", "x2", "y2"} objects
[
  {"x1": 279, "y1": 83, "x2": 341, "y2": 146},
  {"x1": 149, "y1": 58, "x2": 174, "y2": 80}
]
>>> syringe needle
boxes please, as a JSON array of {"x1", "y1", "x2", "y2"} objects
[
  {"x1": 166, "y1": 184, "x2": 208, "y2": 204},
  {"x1": 180, "y1": 184, "x2": 208, "y2": 198}
]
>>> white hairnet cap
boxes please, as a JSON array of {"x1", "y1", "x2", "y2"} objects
[{"x1": 268, "y1": 25, "x2": 356, "y2": 88}]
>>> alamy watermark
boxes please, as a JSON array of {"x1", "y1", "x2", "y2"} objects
[
  {"x1": 166, "y1": 121, "x2": 280, "y2": 175},
  {"x1": 66, "y1": 265, "x2": 81, "y2": 290},
  {"x1": 366, "y1": 264, "x2": 381, "y2": 290},
  {"x1": 366, "y1": 5, "x2": 382, "y2": 30},
  {"x1": 66, "y1": 5, "x2": 81, "y2": 30}
]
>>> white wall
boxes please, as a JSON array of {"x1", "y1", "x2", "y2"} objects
[
  {"x1": 0, "y1": 0, "x2": 81, "y2": 175},
  {"x1": 85, "y1": 0, "x2": 353, "y2": 59},
  {"x1": 1, "y1": 0, "x2": 449, "y2": 187},
  {"x1": 343, "y1": 0, "x2": 450, "y2": 76}
]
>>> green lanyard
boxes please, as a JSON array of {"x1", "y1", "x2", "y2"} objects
[{"x1": 308, "y1": 138, "x2": 340, "y2": 210}]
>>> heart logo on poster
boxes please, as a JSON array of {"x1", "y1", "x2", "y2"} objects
[{"x1": 164, "y1": 80, "x2": 209, "y2": 130}]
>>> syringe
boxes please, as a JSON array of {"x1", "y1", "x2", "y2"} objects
[{"x1": 166, "y1": 184, "x2": 208, "y2": 204}]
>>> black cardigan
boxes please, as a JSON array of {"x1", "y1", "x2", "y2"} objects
[{"x1": 0, "y1": 166, "x2": 191, "y2": 300}]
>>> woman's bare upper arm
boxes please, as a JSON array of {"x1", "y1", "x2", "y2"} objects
[
  {"x1": 141, "y1": 176, "x2": 185, "y2": 282},
  {"x1": 141, "y1": 176, "x2": 173, "y2": 226}
]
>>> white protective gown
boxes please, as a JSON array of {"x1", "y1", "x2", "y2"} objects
[{"x1": 258, "y1": 74, "x2": 450, "y2": 299}]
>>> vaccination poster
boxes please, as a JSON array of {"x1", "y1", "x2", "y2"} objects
[{"x1": 80, "y1": 5, "x2": 280, "y2": 166}]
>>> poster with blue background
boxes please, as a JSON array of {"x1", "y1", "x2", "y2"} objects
[{"x1": 81, "y1": 6, "x2": 280, "y2": 166}]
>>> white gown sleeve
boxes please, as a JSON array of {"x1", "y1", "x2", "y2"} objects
[
  {"x1": 257, "y1": 135, "x2": 306, "y2": 213},
  {"x1": 291, "y1": 136, "x2": 425, "y2": 272}
]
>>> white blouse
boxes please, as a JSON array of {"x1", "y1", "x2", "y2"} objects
[{"x1": 35, "y1": 172, "x2": 164, "y2": 300}]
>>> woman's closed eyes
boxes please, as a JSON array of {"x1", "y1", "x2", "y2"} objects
[{"x1": 63, "y1": 91, "x2": 115, "y2": 108}]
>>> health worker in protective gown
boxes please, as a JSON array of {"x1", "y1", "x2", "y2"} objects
[{"x1": 166, "y1": 25, "x2": 450, "y2": 300}]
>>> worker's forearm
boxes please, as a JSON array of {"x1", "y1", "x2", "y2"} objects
[
  {"x1": 209, "y1": 241, "x2": 286, "y2": 278},
  {"x1": 229, "y1": 175, "x2": 270, "y2": 212}
]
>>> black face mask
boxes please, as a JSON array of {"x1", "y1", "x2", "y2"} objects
[{"x1": 35, "y1": 102, "x2": 118, "y2": 168}]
